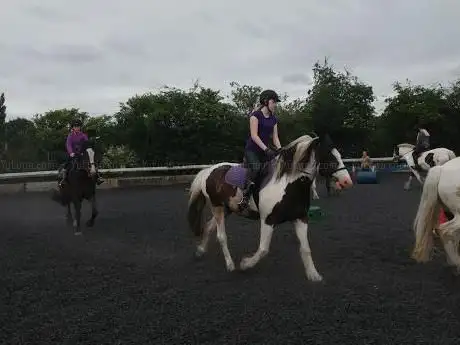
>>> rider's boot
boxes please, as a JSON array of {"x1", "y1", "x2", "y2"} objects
[
  {"x1": 95, "y1": 171, "x2": 104, "y2": 185},
  {"x1": 58, "y1": 168, "x2": 67, "y2": 187},
  {"x1": 238, "y1": 179, "x2": 255, "y2": 210},
  {"x1": 412, "y1": 150, "x2": 422, "y2": 170}
]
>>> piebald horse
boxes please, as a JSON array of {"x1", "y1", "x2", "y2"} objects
[
  {"x1": 187, "y1": 134, "x2": 353, "y2": 281},
  {"x1": 393, "y1": 143, "x2": 455, "y2": 190},
  {"x1": 412, "y1": 156, "x2": 460, "y2": 273}
]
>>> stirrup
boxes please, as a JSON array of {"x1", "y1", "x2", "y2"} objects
[
  {"x1": 238, "y1": 194, "x2": 249, "y2": 206},
  {"x1": 238, "y1": 182, "x2": 253, "y2": 207}
]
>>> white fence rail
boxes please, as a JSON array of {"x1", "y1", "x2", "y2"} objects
[{"x1": 0, "y1": 156, "x2": 405, "y2": 182}]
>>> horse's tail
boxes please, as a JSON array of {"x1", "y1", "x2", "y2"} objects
[
  {"x1": 412, "y1": 165, "x2": 442, "y2": 262},
  {"x1": 187, "y1": 168, "x2": 208, "y2": 237}
]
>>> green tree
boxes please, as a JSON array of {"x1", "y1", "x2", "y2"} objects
[
  {"x1": 101, "y1": 145, "x2": 138, "y2": 169},
  {"x1": 229, "y1": 81, "x2": 262, "y2": 115},
  {"x1": 379, "y1": 81, "x2": 447, "y2": 151},
  {"x1": 306, "y1": 58, "x2": 376, "y2": 156},
  {"x1": 116, "y1": 83, "x2": 246, "y2": 165}
]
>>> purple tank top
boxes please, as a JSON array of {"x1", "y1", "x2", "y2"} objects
[{"x1": 245, "y1": 110, "x2": 277, "y2": 153}]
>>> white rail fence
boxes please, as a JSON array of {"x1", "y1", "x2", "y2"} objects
[{"x1": 0, "y1": 157, "x2": 407, "y2": 183}]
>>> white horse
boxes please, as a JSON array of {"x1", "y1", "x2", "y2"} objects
[
  {"x1": 187, "y1": 134, "x2": 353, "y2": 282},
  {"x1": 412, "y1": 156, "x2": 460, "y2": 272},
  {"x1": 393, "y1": 143, "x2": 456, "y2": 190}
]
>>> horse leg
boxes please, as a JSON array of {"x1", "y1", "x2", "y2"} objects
[
  {"x1": 212, "y1": 206, "x2": 235, "y2": 271},
  {"x1": 240, "y1": 220, "x2": 274, "y2": 270},
  {"x1": 86, "y1": 195, "x2": 98, "y2": 227},
  {"x1": 66, "y1": 204, "x2": 73, "y2": 226},
  {"x1": 293, "y1": 218, "x2": 322, "y2": 281},
  {"x1": 404, "y1": 172, "x2": 413, "y2": 190},
  {"x1": 312, "y1": 178, "x2": 319, "y2": 199},
  {"x1": 195, "y1": 217, "x2": 217, "y2": 258},
  {"x1": 412, "y1": 169, "x2": 424, "y2": 185},
  {"x1": 73, "y1": 199, "x2": 82, "y2": 235}
]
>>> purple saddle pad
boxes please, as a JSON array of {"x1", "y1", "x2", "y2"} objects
[{"x1": 224, "y1": 165, "x2": 248, "y2": 189}]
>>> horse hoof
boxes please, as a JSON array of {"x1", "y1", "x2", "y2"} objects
[
  {"x1": 86, "y1": 220, "x2": 95, "y2": 227},
  {"x1": 74, "y1": 231, "x2": 82, "y2": 236},
  {"x1": 226, "y1": 261, "x2": 235, "y2": 272},
  {"x1": 194, "y1": 251, "x2": 204, "y2": 260},
  {"x1": 239, "y1": 257, "x2": 252, "y2": 270},
  {"x1": 307, "y1": 272, "x2": 323, "y2": 282}
]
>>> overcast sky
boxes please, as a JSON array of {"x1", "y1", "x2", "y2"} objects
[{"x1": 1, "y1": 0, "x2": 459, "y2": 119}]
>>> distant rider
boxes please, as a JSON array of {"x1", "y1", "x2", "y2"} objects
[
  {"x1": 59, "y1": 119, "x2": 103, "y2": 186},
  {"x1": 413, "y1": 127, "x2": 430, "y2": 168},
  {"x1": 415, "y1": 128, "x2": 430, "y2": 153}
]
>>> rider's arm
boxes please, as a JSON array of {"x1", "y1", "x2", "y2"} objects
[
  {"x1": 272, "y1": 123, "x2": 281, "y2": 149},
  {"x1": 66, "y1": 135, "x2": 73, "y2": 155},
  {"x1": 250, "y1": 114, "x2": 268, "y2": 151}
]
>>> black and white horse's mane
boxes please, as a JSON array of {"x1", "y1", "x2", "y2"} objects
[{"x1": 274, "y1": 135, "x2": 322, "y2": 180}]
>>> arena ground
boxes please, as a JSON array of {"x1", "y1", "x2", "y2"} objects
[{"x1": 1, "y1": 173, "x2": 459, "y2": 344}]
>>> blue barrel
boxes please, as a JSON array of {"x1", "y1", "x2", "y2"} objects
[{"x1": 356, "y1": 170, "x2": 378, "y2": 184}]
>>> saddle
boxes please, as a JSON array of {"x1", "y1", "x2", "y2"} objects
[{"x1": 224, "y1": 157, "x2": 275, "y2": 209}]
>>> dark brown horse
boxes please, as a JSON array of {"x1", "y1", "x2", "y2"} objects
[
  {"x1": 187, "y1": 134, "x2": 353, "y2": 282},
  {"x1": 51, "y1": 139, "x2": 99, "y2": 235}
]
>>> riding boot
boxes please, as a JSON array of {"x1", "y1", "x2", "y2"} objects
[
  {"x1": 59, "y1": 168, "x2": 67, "y2": 187},
  {"x1": 95, "y1": 171, "x2": 104, "y2": 185},
  {"x1": 238, "y1": 179, "x2": 255, "y2": 210},
  {"x1": 412, "y1": 149, "x2": 422, "y2": 170}
]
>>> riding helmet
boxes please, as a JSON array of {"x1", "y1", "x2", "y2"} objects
[
  {"x1": 70, "y1": 119, "x2": 83, "y2": 128},
  {"x1": 259, "y1": 89, "x2": 281, "y2": 105}
]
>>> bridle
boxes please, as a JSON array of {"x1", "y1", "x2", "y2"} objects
[
  {"x1": 296, "y1": 152, "x2": 347, "y2": 182},
  {"x1": 274, "y1": 137, "x2": 347, "y2": 182}
]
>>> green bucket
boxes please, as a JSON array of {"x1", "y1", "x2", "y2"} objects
[{"x1": 307, "y1": 205, "x2": 324, "y2": 222}]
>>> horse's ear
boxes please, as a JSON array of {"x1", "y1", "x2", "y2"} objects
[
  {"x1": 309, "y1": 136, "x2": 321, "y2": 149},
  {"x1": 86, "y1": 138, "x2": 95, "y2": 148}
]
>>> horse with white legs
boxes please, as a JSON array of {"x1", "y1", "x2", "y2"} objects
[
  {"x1": 186, "y1": 134, "x2": 353, "y2": 282},
  {"x1": 412, "y1": 157, "x2": 460, "y2": 273},
  {"x1": 392, "y1": 143, "x2": 455, "y2": 190}
]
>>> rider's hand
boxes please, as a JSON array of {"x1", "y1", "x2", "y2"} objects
[
  {"x1": 70, "y1": 152, "x2": 75, "y2": 157},
  {"x1": 264, "y1": 147, "x2": 277, "y2": 159}
]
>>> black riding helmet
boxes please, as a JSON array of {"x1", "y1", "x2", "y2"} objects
[
  {"x1": 70, "y1": 119, "x2": 83, "y2": 128},
  {"x1": 259, "y1": 89, "x2": 281, "y2": 105}
]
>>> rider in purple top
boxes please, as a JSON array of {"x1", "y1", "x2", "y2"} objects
[
  {"x1": 239, "y1": 89, "x2": 282, "y2": 209},
  {"x1": 59, "y1": 119, "x2": 103, "y2": 186}
]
